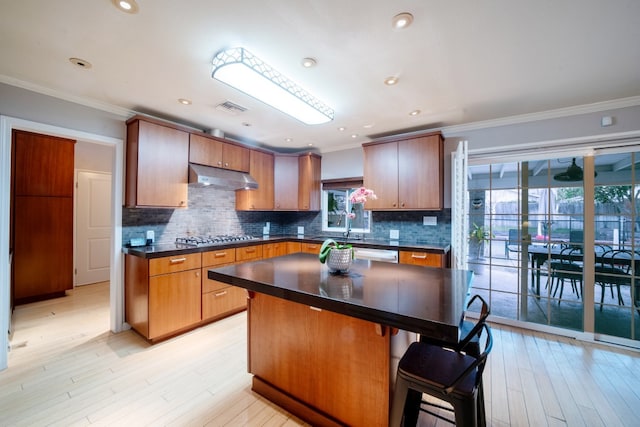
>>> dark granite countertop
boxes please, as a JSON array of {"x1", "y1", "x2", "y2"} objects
[
  {"x1": 208, "y1": 253, "x2": 471, "y2": 343},
  {"x1": 123, "y1": 235, "x2": 450, "y2": 259}
]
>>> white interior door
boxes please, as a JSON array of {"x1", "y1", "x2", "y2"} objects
[{"x1": 75, "y1": 171, "x2": 111, "y2": 286}]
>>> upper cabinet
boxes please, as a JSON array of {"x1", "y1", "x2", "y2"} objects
[
  {"x1": 189, "y1": 133, "x2": 250, "y2": 172},
  {"x1": 236, "y1": 149, "x2": 275, "y2": 210},
  {"x1": 125, "y1": 116, "x2": 189, "y2": 208},
  {"x1": 274, "y1": 153, "x2": 321, "y2": 211},
  {"x1": 363, "y1": 132, "x2": 443, "y2": 210}
]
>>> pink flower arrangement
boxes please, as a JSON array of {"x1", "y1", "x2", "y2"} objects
[{"x1": 349, "y1": 187, "x2": 377, "y2": 205}]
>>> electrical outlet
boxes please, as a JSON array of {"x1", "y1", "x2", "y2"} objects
[
  {"x1": 297, "y1": 226, "x2": 304, "y2": 235},
  {"x1": 390, "y1": 229, "x2": 399, "y2": 240},
  {"x1": 423, "y1": 216, "x2": 437, "y2": 226}
]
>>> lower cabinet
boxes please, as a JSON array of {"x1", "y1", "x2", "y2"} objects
[
  {"x1": 399, "y1": 250, "x2": 445, "y2": 268},
  {"x1": 125, "y1": 253, "x2": 202, "y2": 341},
  {"x1": 201, "y1": 247, "x2": 246, "y2": 322},
  {"x1": 202, "y1": 279, "x2": 247, "y2": 320},
  {"x1": 300, "y1": 242, "x2": 321, "y2": 254}
]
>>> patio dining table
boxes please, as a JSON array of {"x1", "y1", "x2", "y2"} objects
[{"x1": 527, "y1": 244, "x2": 634, "y2": 296}]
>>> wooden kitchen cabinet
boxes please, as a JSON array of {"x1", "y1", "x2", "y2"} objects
[
  {"x1": 399, "y1": 250, "x2": 444, "y2": 268},
  {"x1": 236, "y1": 149, "x2": 274, "y2": 210},
  {"x1": 189, "y1": 133, "x2": 249, "y2": 172},
  {"x1": 300, "y1": 242, "x2": 321, "y2": 254},
  {"x1": 286, "y1": 241, "x2": 302, "y2": 254},
  {"x1": 298, "y1": 153, "x2": 321, "y2": 211},
  {"x1": 274, "y1": 155, "x2": 299, "y2": 210},
  {"x1": 201, "y1": 248, "x2": 246, "y2": 321},
  {"x1": 363, "y1": 132, "x2": 443, "y2": 210},
  {"x1": 262, "y1": 242, "x2": 288, "y2": 259},
  {"x1": 274, "y1": 153, "x2": 321, "y2": 211},
  {"x1": 125, "y1": 253, "x2": 202, "y2": 341},
  {"x1": 125, "y1": 116, "x2": 189, "y2": 208},
  {"x1": 236, "y1": 244, "x2": 263, "y2": 262},
  {"x1": 12, "y1": 130, "x2": 75, "y2": 304}
]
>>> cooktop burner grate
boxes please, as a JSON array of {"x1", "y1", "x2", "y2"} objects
[{"x1": 175, "y1": 234, "x2": 257, "y2": 247}]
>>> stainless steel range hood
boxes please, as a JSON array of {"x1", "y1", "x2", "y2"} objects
[{"x1": 188, "y1": 163, "x2": 258, "y2": 190}]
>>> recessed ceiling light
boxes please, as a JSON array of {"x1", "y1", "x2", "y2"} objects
[
  {"x1": 392, "y1": 12, "x2": 414, "y2": 29},
  {"x1": 409, "y1": 109, "x2": 421, "y2": 116},
  {"x1": 384, "y1": 76, "x2": 399, "y2": 86},
  {"x1": 351, "y1": 134, "x2": 358, "y2": 139},
  {"x1": 308, "y1": 143, "x2": 313, "y2": 146},
  {"x1": 112, "y1": 0, "x2": 139, "y2": 14},
  {"x1": 69, "y1": 57, "x2": 92, "y2": 69},
  {"x1": 301, "y1": 57, "x2": 317, "y2": 68},
  {"x1": 178, "y1": 98, "x2": 192, "y2": 105},
  {"x1": 338, "y1": 126, "x2": 346, "y2": 131},
  {"x1": 285, "y1": 138, "x2": 293, "y2": 142},
  {"x1": 363, "y1": 124, "x2": 374, "y2": 129},
  {"x1": 242, "y1": 122, "x2": 251, "y2": 127}
]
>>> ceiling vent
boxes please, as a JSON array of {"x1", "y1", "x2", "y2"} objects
[{"x1": 215, "y1": 101, "x2": 247, "y2": 115}]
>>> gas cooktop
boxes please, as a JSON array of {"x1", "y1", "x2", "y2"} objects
[{"x1": 175, "y1": 235, "x2": 257, "y2": 247}]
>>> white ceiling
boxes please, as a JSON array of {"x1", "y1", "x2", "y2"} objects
[{"x1": 1, "y1": 0, "x2": 639, "y2": 153}]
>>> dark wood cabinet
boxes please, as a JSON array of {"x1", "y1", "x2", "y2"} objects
[
  {"x1": 236, "y1": 149, "x2": 274, "y2": 210},
  {"x1": 189, "y1": 133, "x2": 249, "y2": 172},
  {"x1": 363, "y1": 132, "x2": 443, "y2": 210},
  {"x1": 11, "y1": 130, "x2": 75, "y2": 304},
  {"x1": 125, "y1": 116, "x2": 189, "y2": 208}
]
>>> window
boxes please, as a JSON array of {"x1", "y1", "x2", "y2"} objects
[{"x1": 321, "y1": 186, "x2": 372, "y2": 234}]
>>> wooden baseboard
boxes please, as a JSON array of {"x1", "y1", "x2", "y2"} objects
[{"x1": 251, "y1": 376, "x2": 346, "y2": 427}]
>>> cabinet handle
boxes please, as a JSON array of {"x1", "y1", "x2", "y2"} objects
[
  {"x1": 411, "y1": 254, "x2": 427, "y2": 259},
  {"x1": 169, "y1": 257, "x2": 187, "y2": 264},
  {"x1": 217, "y1": 161, "x2": 222, "y2": 165},
  {"x1": 245, "y1": 248, "x2": 256, "y2": 253},
  {"x1": 310, "y1": 306, "x2": 322, "y2": 312},
  {"x1": 224, "y1": 162, "x2": 229, "y2": 167},
  {"x1": 214, "y1": 291, "x2": 228, "y2": 297},
  {"x1": 195, "y1": 271, "x2": 200, "y2": 277},
  {"x1": 214, "y1": 252, "x2": 227, "y2": 258},
  {"x1": 401, "y1": 202, "x2": 405, "y2": 207},
  {"x1": 393, "y1": 202, "x2": 397, "y2": 207}
]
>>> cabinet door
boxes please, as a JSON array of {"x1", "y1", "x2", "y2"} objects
[
  {"x1": 298, "y1": 154, "x2": 321, "y2": 210},
  {"x1": 236, "y1": 150, "x2": 274, "y2": 210},
  {"x1": 189, "y1": 133, "x2": 223, "y2": 167},
  {"x1": 202, "y1": 278, "x2": 247, "y2": 321},
  {"x1": 222, "y1": 143, "x2": 250, "y2": 172},
  {"x1": 13, "y1": 196, "x2": 73, "y2": 301},
  {"x1": 274, "y1": 155, "x2": 299, "y2": 210},
  {"x1": 363, "y1": 142, "x2": 398, "y2": 209},
  {"x1": 399, "y1": 251, "x2": 443, "y2": 268},
  {"x1": 263, "y1": 242, "x2": 287, "y2": 259},
  {"x1": 248, "y1": 293, "x2": 390, "y2": 426},
  {"x1": 13, "y1": 130, "x2": 75, "y2": 197},
  {"x1": 127, "y1": 120, "x2": 189, "y2": 208},
  {"x1": 148, "y1": 269, "x2": 201, "y2": 338},
  {"x1": 398, "y1": 135, "x2": 443, "y2": 209}
]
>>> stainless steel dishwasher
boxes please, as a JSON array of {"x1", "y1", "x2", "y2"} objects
[{"x1": 352, "y1": 247, "x2": 399, "y2": 263}]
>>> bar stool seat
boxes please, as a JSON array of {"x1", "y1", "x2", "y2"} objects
[{"x1": 390, "y1": 323, "x2": 493, "y2": 427}]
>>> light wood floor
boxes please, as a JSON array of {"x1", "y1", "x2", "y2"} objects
[{"x1": 2, "y1": 282, "x2": 640, "y2": 426}]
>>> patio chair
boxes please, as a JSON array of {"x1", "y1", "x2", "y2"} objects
[
  {"x1": 595, "y1": 249, "x2": 634, "y2": 310},
  {"x1": 548, "y1": 247, "x2": 583, "y2": 303},
  {"x1": 505, "y1": 229, "x2": 520, "y2": 259}
]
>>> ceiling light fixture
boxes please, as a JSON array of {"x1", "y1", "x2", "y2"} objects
[
  {"x1": 211, "y1": 47, "x2": 334, "y2": 125},
  {"x1": 553, "y1": 158, "x2": 597, "y2": 182},
  {"x1": 384, "y1": 76, "x2": 399, "y2": 86},
  {"x1": 112, "y1": 0, "x2": 139, "y2": 13},
  {"x1": 301, "y1": 57, "x2": 317, "y2": 68},
  {"x1": 178, "y1": 98, "x2": 192, "y2": 105},
  {"x1": 409, "y1": 109, "x2": 421, "y2": 116},
  {"x1": 69, "y1": 57, "x2": 92, "y2": 69},
  {"x1": 338, "y1": 126, "x2": 346, "y2": 131},
  {"x1": 392, "y1": 12, "x2": 414, "y2": 29}
]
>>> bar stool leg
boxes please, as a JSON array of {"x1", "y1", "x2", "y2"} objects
[{"x1": 390, "y1": 376, "x2": 410, "y2": 427}]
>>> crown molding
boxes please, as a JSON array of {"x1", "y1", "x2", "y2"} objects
[
  {"x1": 441, "y1": 96, "x2": 640, "y2": 135},
  {"x1": 0, "y1": 75, "x2": 132, "y2": 118}
]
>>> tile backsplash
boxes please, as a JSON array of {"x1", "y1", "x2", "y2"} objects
[{"x1": 122, "y1": 186, "x2": 451, "y2": 245}]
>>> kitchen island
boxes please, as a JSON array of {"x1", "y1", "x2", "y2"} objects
[{"x1": 208, "y1": 253, "x2": 472, "y2": 426}]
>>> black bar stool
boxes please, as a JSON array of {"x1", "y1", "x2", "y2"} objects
[{"x1": 390, "y1": 322, "x2": 493, "y2": 427}]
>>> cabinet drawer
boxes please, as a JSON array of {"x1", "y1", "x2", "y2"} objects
[
  {"x1": 399, "y1": 251, "x2": 443, "y2": 268},
  {"x1": 149, "y1": 253, "x2": 201, "y2": 276},
  {"x1": 236, "y1": 245, "x2": 263, "y2": 261},
  {"x1": 300, "y1": 242, "x2": 320, "y2": 254},
  {"x1": 263, "y1": 242, "x2": 287, "y2": 259},
  {"x1": 202, "y1": 249, "x2": 236, "y2": 267},
  {"x1": 202, "y1": 274, "x2": 232, "y2": 293},
  {"x1": 202, "y1": 285, "x2": 247, "y2": 320}
]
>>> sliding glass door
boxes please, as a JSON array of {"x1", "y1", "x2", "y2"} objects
[{"x1": 468, "y1": 151, "x2": 640, "y2": 346}]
